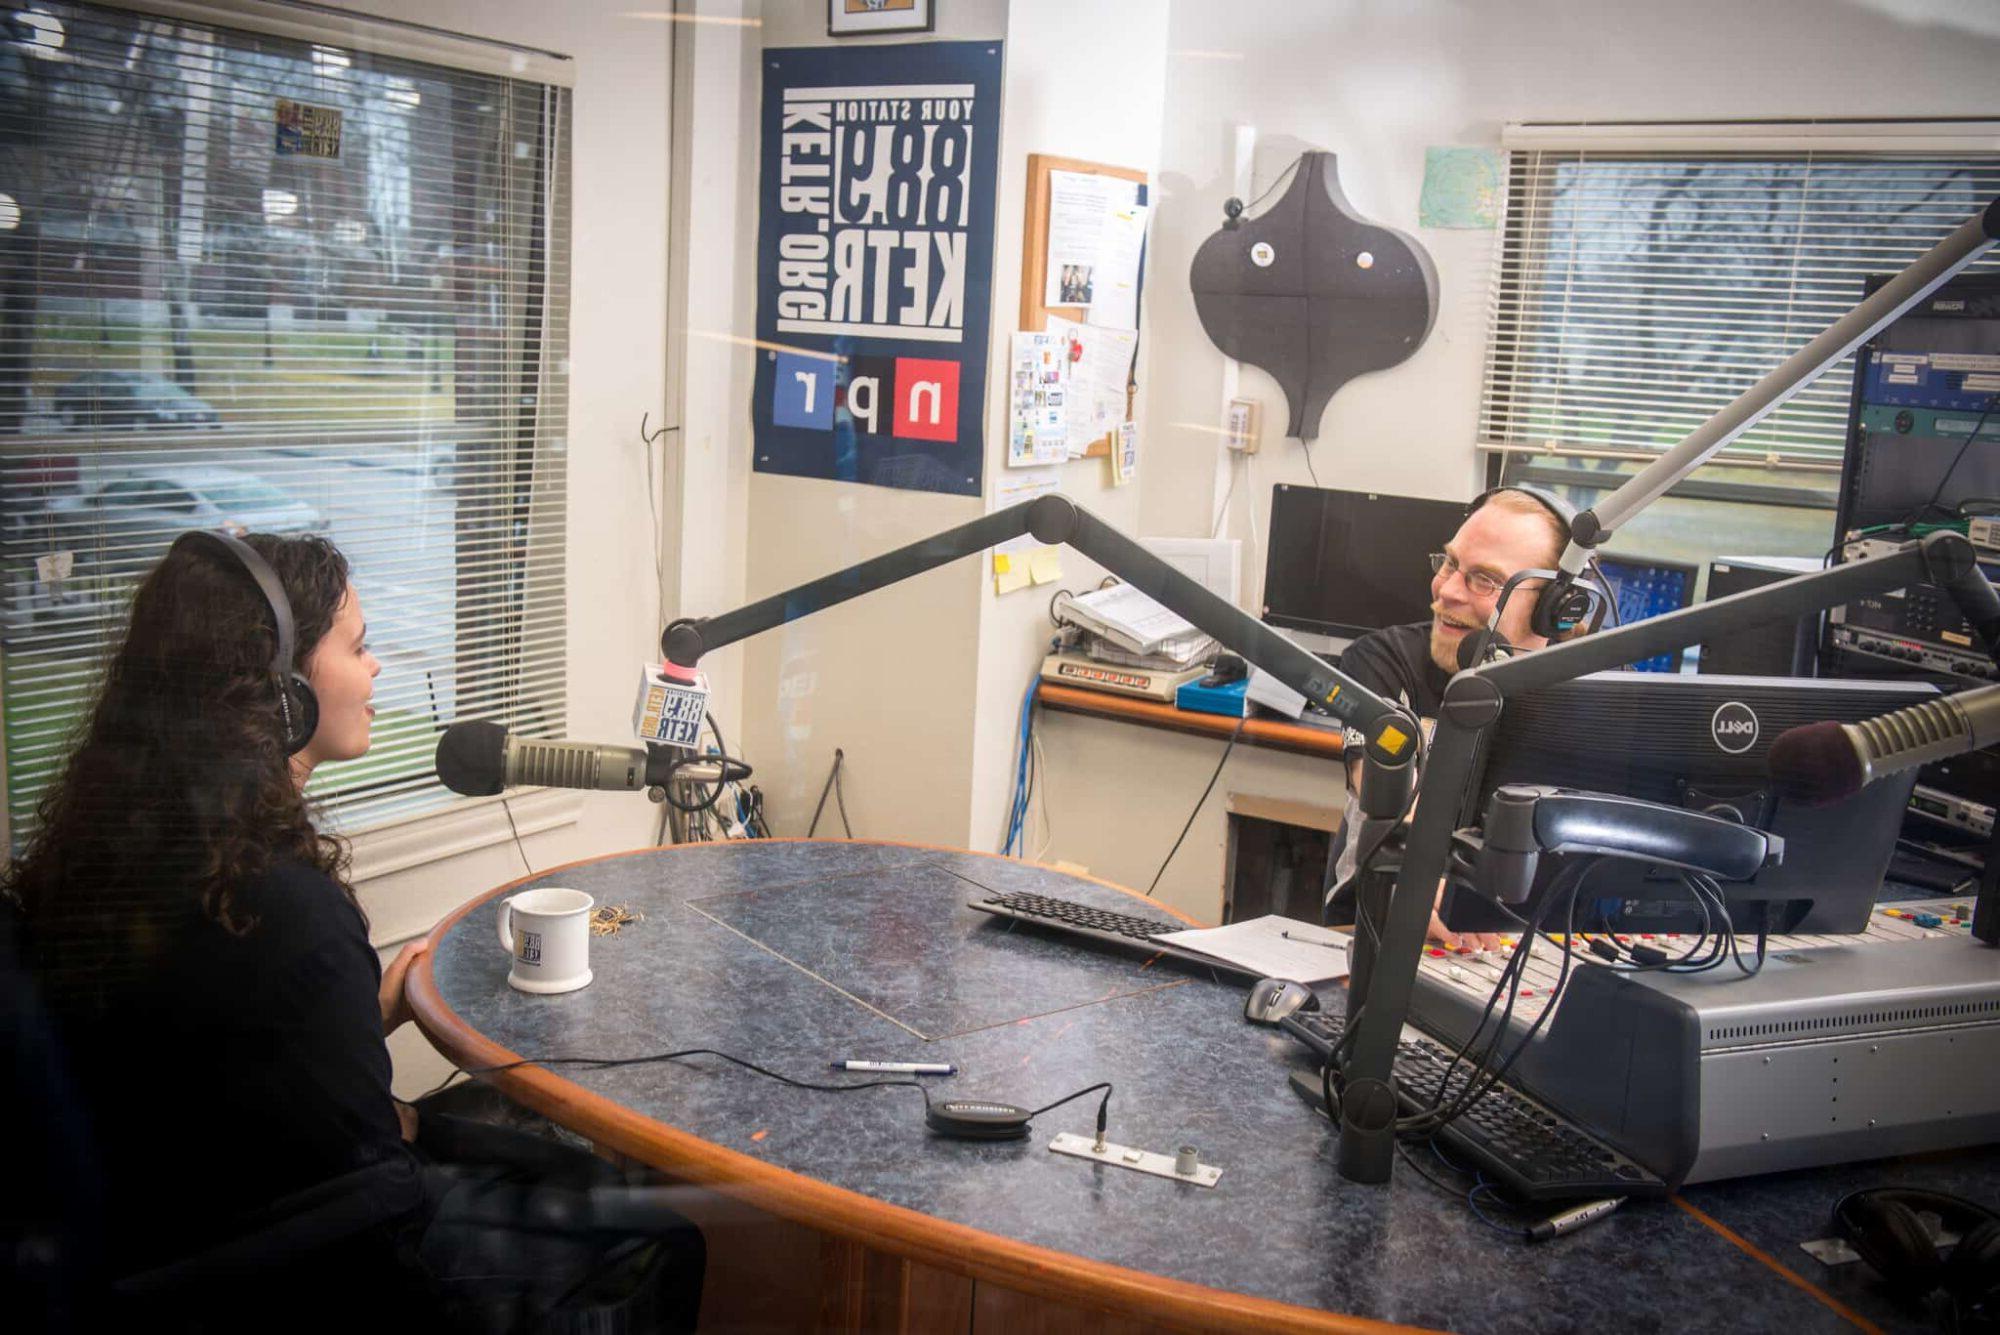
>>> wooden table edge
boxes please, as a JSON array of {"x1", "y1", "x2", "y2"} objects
[{"x1": 407, "y1": 838, "x2": 1432, "y2": 1335}]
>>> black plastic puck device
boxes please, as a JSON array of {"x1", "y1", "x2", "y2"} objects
[{"x1": 925, "y1": 1098, "x2": 1033, "y2": 1140}]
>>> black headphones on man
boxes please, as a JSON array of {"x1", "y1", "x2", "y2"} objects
[
  {"x1": 1453, "y1": 485, "x2": 1614, "y2": 671},
  {"x1": 175, "y1": 529, "x2": 320, "y2": 756},
  {"x1": 1832, "y1": 1188, "x2": 2000, "y2": 1323}
]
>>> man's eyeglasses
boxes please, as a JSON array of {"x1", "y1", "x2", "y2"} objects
[{"x1": 1428, "y1": 551, "x2": 1507, "y2": 599}]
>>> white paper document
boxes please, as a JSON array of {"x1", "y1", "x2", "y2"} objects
[
  {"x1": 1044, "y1": 315, "x2": 1138, "y2": 457},
  {"x1": 1064, "y1": 582, "x2": 1193, "y2": 654},
  {"x1": 1044, "y1": 170, "x2": 1142, "y2": 309},
  {"x1": 1008, "y1": 330, "x2": 1071, "y2": 467},
  {"x1": 1151, "y1": 915, "x2": 1350, "y2": 984},
  {"x1": 1088, "y1": 202, "x2": 1149, "y2": 331}
]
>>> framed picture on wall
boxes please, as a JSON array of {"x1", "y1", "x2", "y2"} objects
[{"x1": 828, "y1": 0, "x2": 934, "y2": 38}]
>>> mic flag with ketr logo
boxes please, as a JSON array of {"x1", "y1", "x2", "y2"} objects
[{"x1": 752, "y1": 41, "x2": 1002, "y2": 497}]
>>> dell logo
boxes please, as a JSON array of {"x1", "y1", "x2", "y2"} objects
[{"x1": 1711, "y1": 701, "x2": 1759, "y2": 754}]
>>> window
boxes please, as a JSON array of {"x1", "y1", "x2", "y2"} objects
[
  {"x1": 0, "y1": 2, "x2": 572, "y2": 842},
  {"x1": 1481, "y1": 124, "x2": 2000, "y2": 577}
]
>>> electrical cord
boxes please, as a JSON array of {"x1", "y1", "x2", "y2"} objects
[
  {"x1": 499, "y1": 796, "x2": 534, "y2": 876},
  {"x1": 1396, "y1": 857, "x2": 1600, "y2": 1136},
  {"x1": 1145, "y1": 712, "x2": 1249, "y2": 896},
  {"x1": 416, "y1": 1047, "x2": 923, "y2": 1105},
  {"x1": 1002, "y1": 667, "x2": 1043, "y2": 856},
  {"x1": 807, "y1": 748, "x2": 853, "y2": 838},
  {"x1": 1211, "y1": 450, "x2": 1240, "y2": 540},
  {"x1": 658, "y1": 750, "x2": 753, "y2": 815},
  {"x1": 1413, "y1": 853, "x2": 1772, "y2": 1138},
  {"x1": 1909, "y1": 397, "x2": 1998, "y2": 525},
  {"x1": 1233, "y1": 153, "x2": 1304, "y2": 220},
  {"x1": 416, "y1": 1048, "x2": 1114, "y2": 1143},
  {"x1": 1466, "y1": 1180, "x2": 1534, "y2": 1238},
  {"x1": 1047, "y1": 587, "x2": 1078, "y2": 626}
]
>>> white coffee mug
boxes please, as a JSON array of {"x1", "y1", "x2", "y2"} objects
[{"x1": 497, "y1": 886, "x2": 594, "y2": 994}]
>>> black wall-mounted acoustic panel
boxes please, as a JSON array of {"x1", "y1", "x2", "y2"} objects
[{"x1": 1190, "y1": 152, "x2": 1436, "y2": 440}]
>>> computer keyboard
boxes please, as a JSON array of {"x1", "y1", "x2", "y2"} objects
[
  {"x1": 1278, "y1": 1009, "x2": 1668, "y2": 1203},
  {"x1": 966, "y1": 891, "x2": 1261, "y2": 979}
]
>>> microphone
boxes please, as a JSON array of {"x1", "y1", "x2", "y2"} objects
[
  {"x1": 1767, "y1": 682, "x2": 2000, "y2": 807},
  {"x1": 435, "y1": 720, "x2": 659, "y2": 796},
  {"x1": 1456, "y1": 625, "x2": 1511, "y2": 672},
  {"x1": 436, "y1": 721, "x2": 754, "y2": 797}
]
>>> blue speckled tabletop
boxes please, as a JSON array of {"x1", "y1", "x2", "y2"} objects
[{"x1": 424, "y1": 840, "x2": 1999, "y2": 1334}]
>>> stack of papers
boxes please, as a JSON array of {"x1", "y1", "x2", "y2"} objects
[
  {"x1": 1151, "y1": 915, "x2": 1350, "y2": 985},
  {"x1": 1062, "y1": 583, "x2": 1197, "y2": 656},
  {"x1": 1083, "y1": 632, "x2": 1217, "y2": 671}
]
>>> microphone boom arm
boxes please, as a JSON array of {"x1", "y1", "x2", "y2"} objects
[
  {"x1": 1560, "y1": 197, "x2": 1999, "y2": 569},
  {"x1": 661, "y1": 494, "x2": 1420, "y2": 767}
]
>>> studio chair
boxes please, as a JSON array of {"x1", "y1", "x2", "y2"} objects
[
  {"x1": 111, "y1": 1152, "x2": 431, "y2": 1329},
  {"x1": 111, "y1": 1142, "x2": 704, "y2": 1335},
  {"x1": 414, "y1": 1107, "x2": 706, "y2": 1335}
]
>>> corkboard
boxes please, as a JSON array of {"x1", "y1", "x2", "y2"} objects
[{"x1": 1019, "y1": 153, "x2": 1148, "y2": 458}]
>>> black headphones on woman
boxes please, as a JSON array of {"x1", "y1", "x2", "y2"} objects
[
  {"x1": 1832, "y1": 1188, "x2": 2000, "y2": 1322},
  {"x1": 1454, "y1": 485, "x2": 1614, "y2": 670},
  {"x1": 175, "y1": 530, "x2": 319, "y2": 756}
]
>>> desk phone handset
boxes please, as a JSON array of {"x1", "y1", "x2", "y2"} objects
[{"x1": 1464, "y1": 784, "x2": 1784, "y2": 905}]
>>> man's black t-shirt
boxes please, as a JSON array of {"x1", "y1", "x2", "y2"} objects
[
  {"x1": 1339, "y1": 620, "x2": 1451, "y2": 727},
  {"x1": 1326, "y1": 622, "x2": 1450, "y2": 898},
  {"x1": 46, "y1": 860, "x2": 407, "y2": 1268}
]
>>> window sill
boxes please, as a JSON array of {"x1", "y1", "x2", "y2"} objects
[{"x1": 346, "y1": 788, "x2": 585, "y2": 886}]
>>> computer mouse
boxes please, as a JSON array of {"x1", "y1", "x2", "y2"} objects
[{"x1": 1244, "y1": 977, "x2": 1321, "y2": 1025}]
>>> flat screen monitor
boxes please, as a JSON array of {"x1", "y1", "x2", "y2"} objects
[
  {"x1": 1262, "y1": 485, "x2": 1466, "y2": 641},
  {"x1": 1594, "y1": 555, "x2": 1697, "y2": 673},
  {"x1": 1697, "y1": 557, "x2": 1821, "y2": 678},
  {"x1": 1448, "y1": 672, "x2": 1937, "y2": 935}
]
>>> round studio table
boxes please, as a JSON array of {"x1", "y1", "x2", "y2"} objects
[{"x1": 409, "y1": 839, "x2": 1971, "y2": 1334}]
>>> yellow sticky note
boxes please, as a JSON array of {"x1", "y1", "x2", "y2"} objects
[
  {"x1": 996, "y1": 565, "x2": 1032, "y2": 594},
  {"x1": 994, "y1": 553, "x2": 1013, "y2": 575},
  {"x1": 1029, "y1": 547, "x2": 1063, "y2": 585}
]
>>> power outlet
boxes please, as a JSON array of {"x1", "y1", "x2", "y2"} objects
[{"x1": 1225, "y1": 397, "x2": 1261, "y2": 454}]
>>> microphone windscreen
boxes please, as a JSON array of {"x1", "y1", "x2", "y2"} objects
[
  {"x1": 436, "y1": 720, "x2": 508, "y2": 796},
  {"x1": 1767, "y1": 721, "x2": 1864, "y2": 807},
  {"x1": 1456, "y1": 628, "x2": 1510, "y2": 673}
]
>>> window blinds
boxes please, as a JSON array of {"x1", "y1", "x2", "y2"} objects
[
  {"x1": 0, "y1": 1, "x2": 571, "y2": 839},
  {"x1": 1480, "y1": 141, "x2": 2000, "y2": 470}
]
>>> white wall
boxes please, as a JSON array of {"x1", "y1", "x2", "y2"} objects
[
  {"x1": 962, "y1": 0, "x2": 1172, "y2": 854},
  {"x1": 320, "y1": 0, "x2": 677, "y2": 1094},
  {"x1": 725, "y1": 1, "x2": 1012, "y2": 848},
  {"x1": 728, "y1": 0, "x2": 1194, "y2": 853},
  {"x1": 1143, "y1": 0, "x2": 2000, "y2": 608}
]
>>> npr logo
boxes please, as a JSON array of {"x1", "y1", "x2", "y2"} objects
[{"x1": 773, "y1": 351, "x2": 960, "y2": 443}]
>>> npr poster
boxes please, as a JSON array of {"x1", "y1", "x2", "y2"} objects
[{"x1": 752, "y1": 42, "x2": 1001, "y2": 497}]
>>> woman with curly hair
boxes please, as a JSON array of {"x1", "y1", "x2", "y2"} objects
[
  {"x1": 7, "y1": 531, "x2": 701, "y2": 1331},
  {"x1": 7, "y1": 532, "x2": 421, "y2": 1296}
]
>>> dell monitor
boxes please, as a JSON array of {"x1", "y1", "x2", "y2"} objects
[
  {"x1": 1262, "y1": 485, "x2": 1466, "y2": 642},
  {"x1": 1446, "y1": 672, "x2": 1937, "y2": 936}
]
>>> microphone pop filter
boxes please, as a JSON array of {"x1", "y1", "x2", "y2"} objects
[
  {"x1": 1456, "y1": 627, "x2": 1511, "y2": 673},
  {"x1": 1766, "y1": 720, "x2": 1864, "y2": 807},
  {"x1": 436, "y1": 719, "x2": 509, "y2": 796}
]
